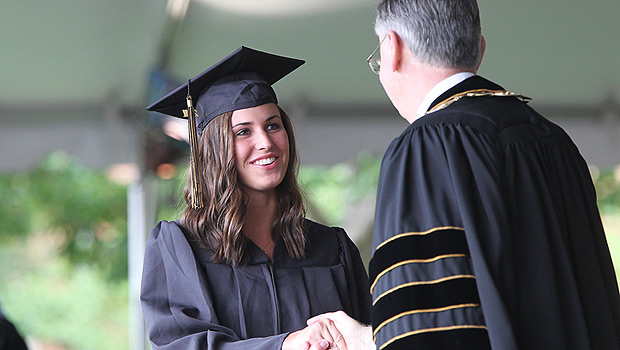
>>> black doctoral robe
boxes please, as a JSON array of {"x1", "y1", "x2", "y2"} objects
[
  {"x1": 141, "y1": 219, "x2": 371, "y2": 350},
  {"x1": 369, "y1": 76, "x2": 620, "y2": 349},
  {"x1": 0, "y1": 309, "x2": 28, "y2": 350}
]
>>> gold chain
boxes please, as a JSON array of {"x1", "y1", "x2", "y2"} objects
[{"x1": 426, "y1": 89, "x2": 532, "y2": 115}]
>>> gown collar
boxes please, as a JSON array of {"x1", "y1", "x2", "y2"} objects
[
  {"x1": 416, "y1": 72, "x2": 475, "y2": 120},
  {"x1": 426, "y1": 76, "x2": 531, "y2": 115},
  {"x1": 429, "y1": 76, "x2": 503, "y2": 110}
]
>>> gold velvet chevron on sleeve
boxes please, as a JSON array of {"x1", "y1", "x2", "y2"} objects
[{"x1": 369, "y1": 227, "x2": 491, "y2": 349}]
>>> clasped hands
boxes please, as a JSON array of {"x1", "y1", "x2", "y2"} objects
[{"x1": 282, "y1": 310, "x2": 374, "y2": 350}]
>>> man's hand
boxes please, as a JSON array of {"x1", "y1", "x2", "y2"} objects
[
  {"x1": 282, "y1": 317, "x2": 347, "y2": 350},
  {"x1": 306, "y1": 311, "x2": 375, "y2": 350}
]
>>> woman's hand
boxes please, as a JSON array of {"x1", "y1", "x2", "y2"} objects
[{"x1": 282, "y1": 317, "x2": 347, "y2": 350}]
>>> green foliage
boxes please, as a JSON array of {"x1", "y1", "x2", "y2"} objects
[
  {"x1": 154, "y1": 168, "x2": 187, "y2": 223},
  {"x1": 0, "y1": 151, "x2": 128, "y2": 281},
  {"x1": 593, "y1": 168, "x2": 620, "y2": 214},
  {"x1": 299, "y1": 151, "x2": 381, "y2": 225},
  {"x1": 0, "y1": 151, "x2": 130, "y2": 349},
  {"x1": 0, "y1": 240, "x2": 128, "y2": 350},
  {"x1": 593, "y1": 168, "x2": 620, "y2": 282}
]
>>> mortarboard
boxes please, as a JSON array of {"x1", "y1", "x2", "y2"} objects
[
  {"x1": 146, "y1": 46, "x2": 305, "y2": 208},
  {"x1": 147, "y1": 46, "x2": 305, "y2": 133}
]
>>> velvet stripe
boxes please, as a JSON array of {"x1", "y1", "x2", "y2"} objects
[
  {"x1": 372, "y1": 277, "x2": 481, "y2": 330},
  {"x1": 371, "y1": 255, "x2": 475, "y2": 303},
  {"x1": 370, "y1": 228, "x2": 469, "y2": 287},
  {"x1": 379, "y1": 327, "x2": 491, "y2": 350}
]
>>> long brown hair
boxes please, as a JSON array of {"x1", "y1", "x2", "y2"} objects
[{"x1": 180, "y1": 106, "x2": 306, "y2": 265}]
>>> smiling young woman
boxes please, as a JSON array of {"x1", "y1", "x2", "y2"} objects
[
  {"x1": 141, "y1": 47, "x2": 371, "y2": 350},
  {"x1": 185, "y1": 103, "x2": 302, "y2": 265}
]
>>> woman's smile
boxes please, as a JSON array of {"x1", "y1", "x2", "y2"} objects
[{"x1": 251, "y1": 155, "x2": 277, "y2": 167}]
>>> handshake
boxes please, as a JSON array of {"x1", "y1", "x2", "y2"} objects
[{"x1": 283, "y1": 311, "x2": 375, "y2": 350}]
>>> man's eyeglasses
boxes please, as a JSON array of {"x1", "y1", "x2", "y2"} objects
[{"x1": 366, "y1": 35, "x2": 386, "y2": 75}]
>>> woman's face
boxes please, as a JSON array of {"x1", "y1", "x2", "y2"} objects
[{"x1": 231, "y1": 103, "x2": 289, "y2": 196}]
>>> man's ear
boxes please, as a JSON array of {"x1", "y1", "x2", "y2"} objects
[
  {"x1": 475, "y1": 35, "x2": 486, "y2": 71},
  {"x1": 383, "y1": 30, "x2": 402, "y2": 72}
]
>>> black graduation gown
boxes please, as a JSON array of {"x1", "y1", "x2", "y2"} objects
[
  {"x1": 369, "y1": 76, "x2": 620, "y2": 349},
  {"x1": 141, "y1": 219, "x2": 371, "y2": 350}
]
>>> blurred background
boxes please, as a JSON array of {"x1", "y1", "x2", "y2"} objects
[{"x1": 1, "y1": 0, "x2": 619, "y2": 349}]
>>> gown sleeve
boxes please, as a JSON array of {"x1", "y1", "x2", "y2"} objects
[
  {"x1": 335, "y1": 228, "x2": 372, "y2": 325},
  {"x1": 140, "y1": 221, "x2": 288, "y2": 350},
  {"x1": 369, "y1": 121, "x2": 511, "y2": 349}
]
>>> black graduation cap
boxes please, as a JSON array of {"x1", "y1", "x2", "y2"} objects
[
  {"x1": 147, "y1": 46, "x2": 305, "y2": 133},
  {"x1": 146, "y1": 46, "x2": 304, "y2": 209}
]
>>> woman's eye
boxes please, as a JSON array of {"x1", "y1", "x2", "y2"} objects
[
  {"x1": 267, "y1": 123, "x2": 281, "y2": 131},
  {"x1": 235, "y1": 129, "x2": 249, "y2": 136}
]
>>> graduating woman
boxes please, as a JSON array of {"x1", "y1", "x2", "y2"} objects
[{"x1": 140, "y1": 47, "x2": 371, "y2": 350}]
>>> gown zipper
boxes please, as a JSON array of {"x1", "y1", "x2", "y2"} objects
[{"x1": 265, "y1": 255, "x2": 281, "y2": 334}]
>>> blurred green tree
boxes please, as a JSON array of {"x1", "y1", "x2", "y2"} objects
[{"x1": 0, "y1": 151, "x2": 128, "y2": 281}]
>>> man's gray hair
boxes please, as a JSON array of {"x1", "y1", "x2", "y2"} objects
[{"x1": 374, "y1": 0, "x2": 482, "y2": 69}]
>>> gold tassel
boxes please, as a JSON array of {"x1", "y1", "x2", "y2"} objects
[{"x1": 183, "y1": 80, "x2": 204, "y2": 209}]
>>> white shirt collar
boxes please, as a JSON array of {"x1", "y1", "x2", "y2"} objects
[{"x1": 415, "y1": 72, "x2": 475, "y2": 120}]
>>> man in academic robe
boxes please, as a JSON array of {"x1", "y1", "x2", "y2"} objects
[{"x1": 308, "y1": 0, "x2": 620, "y2": 349}]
